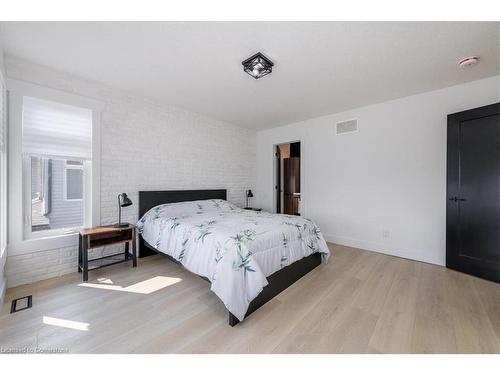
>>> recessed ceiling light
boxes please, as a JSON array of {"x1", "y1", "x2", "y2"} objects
[
  {"x1": 242, "y1": 52, "x2": 274, "y2": 79},
  {"x1": 459, "y1": 56, "x2": 479, "y2": 68}
]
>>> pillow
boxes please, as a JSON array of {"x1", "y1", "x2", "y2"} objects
[{"x1": 140, "y1": 199, "x2": 239, "y2": 221}]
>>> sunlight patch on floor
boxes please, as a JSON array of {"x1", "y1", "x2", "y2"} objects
[
  {"x1": 78, "y1": 276, "x2": 182, "y2": 294},
  {"x1": 43, "y1": 316, "x2": 89, "y2": 331},
  {"x1": 97, "y1": 277, "x2": 114, "y2": 284}
]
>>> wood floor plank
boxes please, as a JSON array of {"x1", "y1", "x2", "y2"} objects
[
  {"x1": 345, "y1": 249, "x2": 384, "y2": 281},
  {"x1": 472, "y1": 276, "x2": 500, "y2": 342},
  {"x1": 271, "y1": 274, "x2": 363, "y2": 353},
  {"x1": 445, "y1": 273, "x2": 500, "y2": 353},
  {"x1": 410, "y1": 264, "x2": 458, "y2": 353},
  {"x1": 450, "y1": 306, "x2": 500, "y2": 353},
  {"x1": 350, "y1": 256, "x2": 400, "y2": 316},
  {"x1": 368, "y1": 259, "x2": 419, "y2": 353}
]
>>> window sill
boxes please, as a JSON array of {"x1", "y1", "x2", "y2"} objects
[
  {"x1": 25, "y1": 227, "x2": 81, "y2": 241},
  {"x1": 8, "y1": 231, "x2": 79, "y2": 257}
]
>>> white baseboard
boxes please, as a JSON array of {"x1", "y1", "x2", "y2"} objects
[{"x1": 323, "y1": 233, "x2": 444, "y2": 266}]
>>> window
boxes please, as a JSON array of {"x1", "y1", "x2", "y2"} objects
[
  {"x1": 8, "y1": 79, "x2": 102, "y2": 254},
  {"x1": 30, "y1": 157, "x2": 86, "y2": 232},
  {"x1": 22, "y1": 96, "x2": 92, "y2": 237},
  {"x1": 65, "y1": 160, "x2": 84, "y2": 201}
]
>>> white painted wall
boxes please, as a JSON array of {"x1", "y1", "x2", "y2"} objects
[
  {"x1": 256, "y1": 76, "x2": 500, "y2": 266},
  {"x1": 5, "y1": 56, "x2": 256, "y2": 287}
]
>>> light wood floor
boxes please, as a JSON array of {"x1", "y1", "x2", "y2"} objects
[{"x1": 1, "y1": 243, "x2": 500, "y2": 353}]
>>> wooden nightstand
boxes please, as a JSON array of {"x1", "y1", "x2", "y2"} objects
[{"x1": 78, "y1": 225, "x2": 137, "y2": 281}]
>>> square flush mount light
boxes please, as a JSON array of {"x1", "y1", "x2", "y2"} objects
[{"x1": 242, "y1": 52, "x2": 274, "y2": 79}]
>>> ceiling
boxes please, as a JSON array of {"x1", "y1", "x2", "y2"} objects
[{"x1": 0, "y1": 22, "x2": 499, "y2": 130}]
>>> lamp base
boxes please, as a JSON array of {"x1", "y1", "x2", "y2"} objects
[{"x1": 113, "y1": 222, "x2": 130, "y2": 228}]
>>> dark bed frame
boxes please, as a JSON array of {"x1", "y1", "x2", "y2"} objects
[{"x1": 138, "y1": 189, "x2": 322, "y2": 327}]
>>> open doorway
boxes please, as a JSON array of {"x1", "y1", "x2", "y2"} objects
[{"x1": 275, "y1": 141, "x2": 301, "y2": 215}]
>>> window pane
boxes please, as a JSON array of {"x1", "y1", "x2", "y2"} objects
[
  {"x1": 31, "y1": 156, "x2": 83, "y2": 232},
  {"x1": 66, "y1": 168, "x2": 83, "y2": 200}
]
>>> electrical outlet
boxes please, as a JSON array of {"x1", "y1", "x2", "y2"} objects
[{"x1": 382, "y1": 229, "x2": 390, "y2": 239}]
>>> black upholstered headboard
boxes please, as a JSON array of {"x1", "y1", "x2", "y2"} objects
[
  {"x1": 138, "y1": 189, "x2": 227, "y2": 219},
  {"x1": 137, "y1": 189, "x2": 227, "y2": 258}
]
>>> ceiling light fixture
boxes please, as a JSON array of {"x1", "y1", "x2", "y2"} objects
[
  {"x1": 242, "y1": 52, "x2": 274, "y2": 79},
  {"x1": 459, "y1": 56, "x2": 479, "y2": 68}
]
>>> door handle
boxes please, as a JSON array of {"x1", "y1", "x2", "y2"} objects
[{"x1": 449, "y1": 197, "x2": 466, "y2": 202}]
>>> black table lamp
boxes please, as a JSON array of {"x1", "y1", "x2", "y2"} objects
[
  {"x1": 245, "y1": 189, "x2": 253, "y2": 209},
  {"x1": 115, "y1": 193, "x2": 132, "y2": 228}
]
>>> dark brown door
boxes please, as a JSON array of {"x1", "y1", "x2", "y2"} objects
[
  {"x1": 283, "y1": 157, "x2": 300, "y2": 215},
  {"x1": 447, "y1": 102, "x2": 500, "y2": 283}
]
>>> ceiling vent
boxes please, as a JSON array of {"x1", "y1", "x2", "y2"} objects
[{"x1": 336, "y1": 119, "x2": 358, "y2": 135}]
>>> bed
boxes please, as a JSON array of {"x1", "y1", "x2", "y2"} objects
[{"x1": 137, "y1": 189, "x2": 330, "y2": 326}]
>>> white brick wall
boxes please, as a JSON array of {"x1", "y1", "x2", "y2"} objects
[{"x1": 5, "y1": 56, "x2": 256, "y2": 288}]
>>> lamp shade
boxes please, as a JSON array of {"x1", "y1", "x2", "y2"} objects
[
  {"x1": 119, "y1": 193, "x2": 132, "y2": 207},
  {"x1": 246, "y1": 190, "x2": 254, "y2": 198}
]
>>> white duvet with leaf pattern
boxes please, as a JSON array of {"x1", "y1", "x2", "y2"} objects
[{"x1": 137, "y1": 199, "x2": 330, "y2": 321}]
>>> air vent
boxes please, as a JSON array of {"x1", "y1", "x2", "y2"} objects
[
  {"x1": 336, "y1": 119, "x2": 358, "y2": 135},
  {"x1": 10, "y1": 295, "x2": 32, "y2": 313}
]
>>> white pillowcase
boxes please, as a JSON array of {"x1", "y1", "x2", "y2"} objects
[{"x1": 141, "y1": 199, "x2": 240, "y2": 220}]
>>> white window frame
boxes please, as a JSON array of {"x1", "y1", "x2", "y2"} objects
[
  {"x1": 0, "y1": 71, "x2": 7, "y2": 260},
  {"x1": 8, "y1": 79, "x2": 103, "y2": 255},
  {"x1": 63, "y1": 160, "x2": 84, "y2": 202}
]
